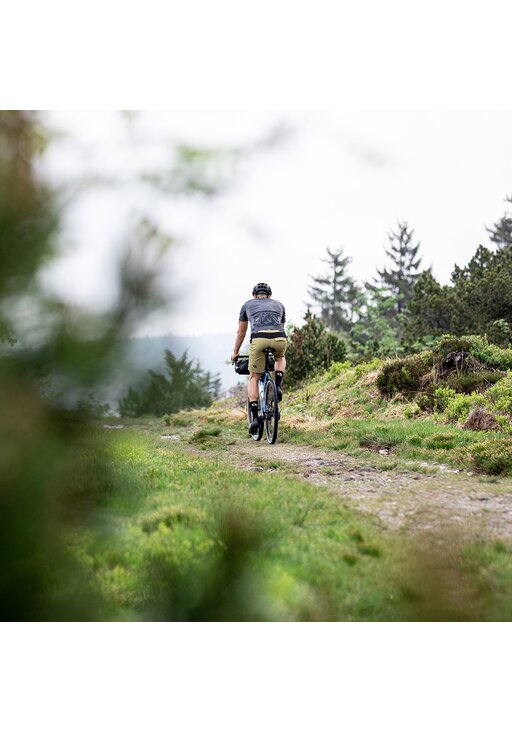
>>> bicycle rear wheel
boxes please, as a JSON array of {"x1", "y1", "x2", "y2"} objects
[
  {"x1": 264, "y1": 379, "x2": 279, "y2": 444},
  {"x1": 248, "y1": 402, "x2": 263, "y2": 441}
]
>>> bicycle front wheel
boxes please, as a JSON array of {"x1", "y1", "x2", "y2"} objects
[{"x1": 264, "y1": 379, "x2": 279, "y2": 444}]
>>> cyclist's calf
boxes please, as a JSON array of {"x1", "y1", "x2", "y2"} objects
[
  {"x1": 275, "y1": 355, "x2": 286, "y2": 372},
  {"x1": 248, "y1": 371, "x2": 260, "y2": 401}
]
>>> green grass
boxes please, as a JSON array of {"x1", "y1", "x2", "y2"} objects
[
  {"x1": 68, "y1": 427, "x2": 512, "y2": 621},
  {"x1": 278, "y1": 416, "x2": 512, "y2": 474},
  {"x1": 286, "y1": 359, "x2": 394, "y2": 420},
  {"x1": 74, "y1": 431, "x2": 406, "y2": 620}
]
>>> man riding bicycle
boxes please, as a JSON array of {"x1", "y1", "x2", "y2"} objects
[{"x1": 230, "y1": 283, "x2": 287, "y2": 435}]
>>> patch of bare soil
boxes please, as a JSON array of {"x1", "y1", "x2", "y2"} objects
[{"x1": 187, "y1": 438, "x2": 512, "y2": 539}]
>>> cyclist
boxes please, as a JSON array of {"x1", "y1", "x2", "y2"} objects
[{"x1": 230, "y1": 283, "x2": 287, "y2": 434}]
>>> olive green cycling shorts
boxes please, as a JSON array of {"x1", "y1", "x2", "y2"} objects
[{"x1": 249, "y1": 335, "x2": 287, "y2": 374}]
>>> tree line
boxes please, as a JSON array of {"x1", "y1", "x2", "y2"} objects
[{"x1": 285, "y1": 195, "x2": 512, "y2": 385}]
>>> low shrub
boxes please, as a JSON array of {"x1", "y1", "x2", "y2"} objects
[
  {"x1": 433, "y1": 386, "x2": 457, "y2": 412},
  {"x1": 359, "y1": 436, "x2": 396, "y2": 451},
  {"x1": 444, "y1": 370, "x2": 505, "y2": 394},
  {"x1": 188, "y1": 426, "x2": 222, "y2": 443},
  {"x1": 404, "y1": 403, "x2": 421, "y2": 419},
  {"x1": 432, "y1": 335, "x2": 512, "y2": 370},
  {"x1": 485, "y1": 374, "x2": 512, "y2": 414},
  {"x1": 416, "y1": 392, "x2": 435, "y2": 412},
  {"x1": 357, "y1": 425, "x2": 402, "y2": 452},
  {"x1": 374, "y1": 335, "x2": 512, "y2": 429},
  {"x1": 466, "y1": 440, "x2": 512, "y2": 475},
  {"x1": 169, "y1": 412, "x2": 196, "y2": 427},
  {"x1": 495, "y1": 415, "x2": 512, "y2": 433},
  {"x1": 324, "y1": 361, "x2": 351, "y2": 381},
  {"x1": 424, "y1": 433, "x2": 457, "y2": 450},
  {"x1": 445, "y1": 393, "x2": 486, "y2": 423},
  {"x1": 433, "y1": 376, "x2": 512, "y2": 430},
  {"x1": 376, "y1": 352, "x2": 432, "y2": 397},
  {"x1": 377, "y1": 335, "x2": 512, "y2": 403}
]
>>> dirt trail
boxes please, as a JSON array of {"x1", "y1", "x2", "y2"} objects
[{"x1": 182, "y1": 436, "x2": 512, "y2": 539}]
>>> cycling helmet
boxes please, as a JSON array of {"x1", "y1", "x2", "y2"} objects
[{"x1": 252, "y1": 282, "x2": 272, "y2": 296}]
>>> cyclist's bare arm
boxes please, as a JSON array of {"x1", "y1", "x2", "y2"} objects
[{"x1": 231, "y1": 320, "x2": 248, "y2": 361}]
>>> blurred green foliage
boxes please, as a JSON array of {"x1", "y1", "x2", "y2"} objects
[{"x1": 0, "y1": 112, "x2": 173, "y2": 620}]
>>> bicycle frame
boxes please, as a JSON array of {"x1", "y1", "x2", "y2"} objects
[{"x1": 258, "y1": 369, "x2": 272, "y2": 416}]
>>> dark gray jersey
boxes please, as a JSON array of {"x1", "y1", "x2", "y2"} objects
[{"x1": 239, "y1": 298, "x2": 286, "y2": 333}]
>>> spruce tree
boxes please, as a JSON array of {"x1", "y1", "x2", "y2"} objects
[
  {"x1": 307, "y1": 247, "x2": 362, "y2": 334},
  {"x1": 119, "y1": 349, "x2": 220, "y2": 416},
  {"x1": 370, "y1": 220, "x2": 423, "y2": 317},
  {"x1": 486, "y1": 195, "x2": 512, "y2": 250}
]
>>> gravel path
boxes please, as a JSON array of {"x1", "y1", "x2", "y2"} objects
[{"x1": 207, "y1": 439, "x2": 512, "y2": 539}]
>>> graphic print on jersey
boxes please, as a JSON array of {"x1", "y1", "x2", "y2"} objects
[{"x1": 239, "y1": 298, "x2": 286, "y2": 332}]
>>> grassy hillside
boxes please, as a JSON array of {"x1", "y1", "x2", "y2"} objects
[
  {"x1": 275, "y1": 335, "x2": 512, "y2": 476},
  {"x1": 286, "y1": 335, "x2": 512, "y2": 422}
]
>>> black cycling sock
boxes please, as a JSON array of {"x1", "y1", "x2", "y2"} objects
[
  {"x1": 275, "y1": 371, "x2": 284, "y2": 389},
  {"x1": 248, "y1": 400, "x2": 259, "y2": 419}
]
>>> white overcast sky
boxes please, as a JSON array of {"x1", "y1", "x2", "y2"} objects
[{"x1": 41, "y1": 110, "x2": 512, "y2": 336}]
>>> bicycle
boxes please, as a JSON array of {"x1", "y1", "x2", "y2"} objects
[{"x1": 234, "y1": 348, "x2": 280, "y2": 444}]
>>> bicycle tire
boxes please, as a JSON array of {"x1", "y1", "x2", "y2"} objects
[
  {"x1": 248, "y1": 403, "x2": 263, "y2": 441},
  {"x1": 264, "y1": 378, "x2": 279, "y2": 444}
]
